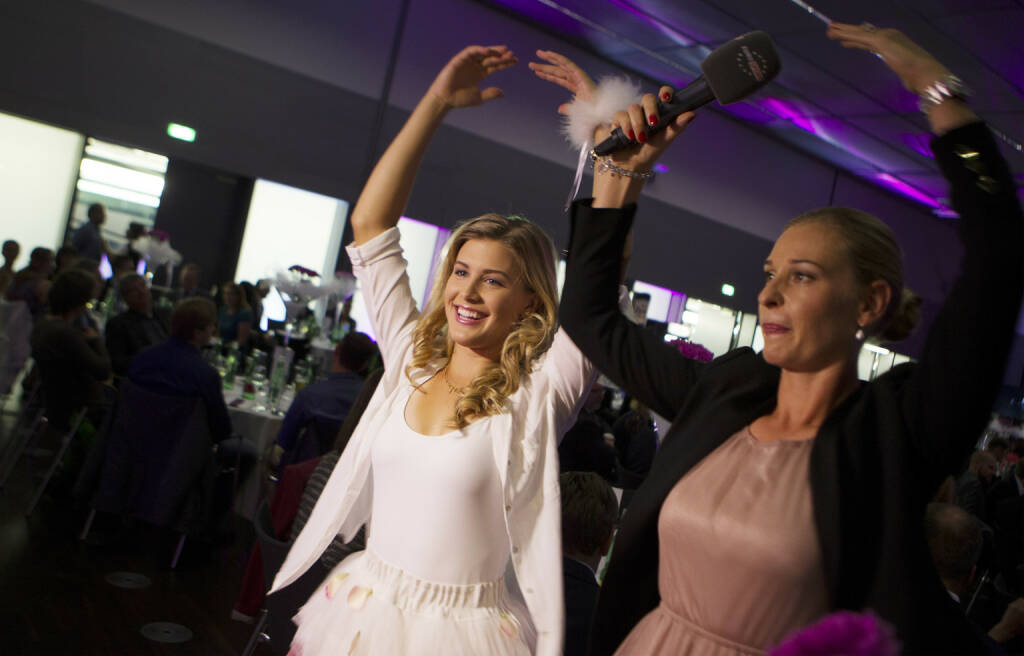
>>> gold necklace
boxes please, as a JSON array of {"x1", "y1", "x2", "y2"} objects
[{"x1": 442, "y1": 365, "x2": 468, "y2": 396}]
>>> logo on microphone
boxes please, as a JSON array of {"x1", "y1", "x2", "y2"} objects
[{"x1": 737, "y1": 46, "x2": 768, "y2": 82}]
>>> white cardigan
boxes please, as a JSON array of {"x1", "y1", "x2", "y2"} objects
[{"x1": 271, "y1": 227, "x2": 594, "y2": 656}]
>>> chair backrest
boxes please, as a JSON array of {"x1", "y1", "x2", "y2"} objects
[
  {"x1": 254, "y1": 498, "x2": 292, "y2": 586},
  {"x1": 92, "y1": 379, "x2": 212, "y2": 527},
  {"x1": 280, "y1": 413, "x2": 342, "y2": 470}
]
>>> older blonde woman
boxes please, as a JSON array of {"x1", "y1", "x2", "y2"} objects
[{"x1": 538, "y1": 23, "x2": 1023, "y2": 656}]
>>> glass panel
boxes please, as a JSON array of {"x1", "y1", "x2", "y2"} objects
[
  {"x1": 683, "y1": 297, "x2": 737, "y2": 357},
  {"x1": 68, "y1": 138, "x2": 169, "y2": 256}
]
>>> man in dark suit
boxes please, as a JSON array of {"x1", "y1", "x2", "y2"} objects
[
  {"x1": 129, "y1": 297, "x2": 230, "y2": 441},
  {"x1": 105, "y1": 274, "x2": 169, "y2": 377},
  {"x1": 560, "y1": 471, "x2": 618, "y2": 656}
]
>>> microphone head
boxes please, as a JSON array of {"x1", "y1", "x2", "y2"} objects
[{"x1": 700, "y1": 30, "x2": 781, "y2": 105}]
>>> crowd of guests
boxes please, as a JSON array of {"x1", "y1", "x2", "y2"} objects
[{"x1": 0, "y1": 202, "x2": 379, "y2": 544}]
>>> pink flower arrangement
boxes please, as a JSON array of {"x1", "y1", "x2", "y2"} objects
[
  {"x1": 769, "y1": 611, "x2": 901, "y2": 656},
  {"x1": 667, "y1": 338, "x2": 714, "y2": 362}
]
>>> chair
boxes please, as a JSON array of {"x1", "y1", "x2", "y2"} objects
[
  {"x1": 242, "y1": 499, "x2": 326, "y2": 656},
  {"x1": 278, "y1": 413, "x2": 343, "y2": 471},
  {"x1": 81, "y1": 380, "x2": 215, "y2": 568},
  {"x1": 25, "y1": 407, "x2": 89, "y2": 516},
  {"x1": 241, "y1": 499, "x2": 288, "y2": 656}
]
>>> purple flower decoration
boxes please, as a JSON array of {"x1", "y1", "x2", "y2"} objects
[
  {"x1": 667, "y1": 338, "x2": 714, "y2": 362},
  {"x1": 769, "y1": 611, "x2": 901, "y2": 656},
  {"x1": 147, "y1": 228, "x2": 170, "y2": 242},
  {"x1": 288, "y1": 265, "x2": 320, "y2": 278}
]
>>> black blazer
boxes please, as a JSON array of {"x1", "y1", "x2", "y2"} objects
[
  {"x1": 563, "y1": 557, "x2": 600, "y2": 656},
  {"x1": 560, "y1": 122, "x2": 1024, "y2": 655}
]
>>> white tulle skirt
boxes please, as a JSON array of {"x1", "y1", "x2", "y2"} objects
[{"x1": 288, "y1": 549, "x2": 531, "y2": 656}]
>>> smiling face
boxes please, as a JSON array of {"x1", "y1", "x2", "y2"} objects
[
  {"x1": 444, "y1": 238, "x2": 537, "y2": 360},
  {"x1": 758, "y1": 222, "x2": 867, "y2": 373}
]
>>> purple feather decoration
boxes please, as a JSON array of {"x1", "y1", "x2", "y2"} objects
[
  {"x1": 769, "y1": 611, "x2": 901, "y2": 656},
  {"x1": 666, "y1": 338, "x2": 714, "y2": 362}
]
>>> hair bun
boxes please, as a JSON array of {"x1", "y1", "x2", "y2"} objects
[{"x1": 880, "y1": 287, "x2": 922, "y2": 342}]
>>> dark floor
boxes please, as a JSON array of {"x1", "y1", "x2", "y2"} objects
[{"x1": 0, "y1": 403, "x2": 260, "y2": 656}]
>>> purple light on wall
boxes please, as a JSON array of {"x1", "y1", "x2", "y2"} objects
[
  {"x1": 760, "y1": 97, "x2": 819, "y2": 135},
  {"x1": 654, "y1": 163, "x2": 669, "y2": 173},
  {"x1": 874, "y1": 173, "x2": 942, "y2": 209},
  {"x1": 898, "y1": 133, "x2": 934, "y2": 160}
]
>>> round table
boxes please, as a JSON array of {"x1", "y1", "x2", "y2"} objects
[{"x1": 224, "y1": 386, "x2": 293, "y2": 519}]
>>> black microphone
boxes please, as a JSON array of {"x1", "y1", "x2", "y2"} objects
[{"x1": 593, "y1": 30, "x2": 782, "y2": 156}]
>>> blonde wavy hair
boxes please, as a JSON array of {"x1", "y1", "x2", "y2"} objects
[{"x1": 406, "y1": 213, "x2": 559, "y2": 428}]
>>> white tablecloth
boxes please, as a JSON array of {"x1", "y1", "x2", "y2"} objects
[{"x1": 225, "y1": 387, "x2": 292, "y2": 519}]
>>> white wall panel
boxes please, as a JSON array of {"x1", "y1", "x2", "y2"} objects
[{"x1": 0, "y1": 111, "x2": 83, "y2": 269}]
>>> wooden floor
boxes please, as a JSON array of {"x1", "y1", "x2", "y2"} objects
[{"x1": 0, "y1": 408, "x2": 260, "y2": 655}]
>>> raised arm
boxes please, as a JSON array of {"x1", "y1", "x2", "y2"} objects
[
  {"x1": 829, "y1": 23, "x2": 1023, "y2": 474},
  {"x1": 531, "y1": 51, "x2": 702, "y2": 419},
  {"x1": 349, "y1": 45, "x2": 517, "y2": 246}
]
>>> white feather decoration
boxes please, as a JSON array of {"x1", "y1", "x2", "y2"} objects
[{"x1": 562, "y1": 76, "x2": 643, "y2": 150}]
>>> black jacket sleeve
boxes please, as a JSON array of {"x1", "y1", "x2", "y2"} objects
[
  {"x1": 901, "y1": 122, "x2": 1024, "y2": 479},
  {"x1": 560, "y1": 200, "x2": 704, "y2": 421}
]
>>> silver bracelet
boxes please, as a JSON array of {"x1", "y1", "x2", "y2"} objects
[
  {"x1": 589, "y1": 150, "x2": 653, "y2": 180},
  {"x1": 917, "y1": 74, "x2": 971, "y2": 113}
]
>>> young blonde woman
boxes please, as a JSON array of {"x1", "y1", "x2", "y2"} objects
[{"x1": 269, "y1": 45, "x2": 601, "y2": 656}]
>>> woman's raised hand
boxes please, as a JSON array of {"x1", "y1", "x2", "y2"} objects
[
  {"x1": 602, "y1": 88, "x2": 696, "y2": 173},
  {"x1": 528, "y1": 49, "x2": 597, "y2": 114},
  {"x1": 826, "y1": 22, "x2": 950, "y2": 94},
  {"x1": 426, "y1": 45, "x2": 517, "y2": 110}
]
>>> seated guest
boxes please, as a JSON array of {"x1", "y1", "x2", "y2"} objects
[
  {"x1": 560, "y1": 471, "x2": 618, "y2": 656},
  {"x1": 270, "y1": 332, "x2": 377, "y2": 469},
  {"x1": 53, "y1": 245, "x2": 78, "y2": 278},
  {"x1": 630, "y1": 291, "x2": 650, "y2": 326},
  {"x1": 30, "y1": 269, "x2": 112, "y2": 430},
  {"x1": 988, "y1": 436, "x2": 1012, "y2": 477},
  {"x1": 105, "y1": 274, "x2": 169, "y2": 377},
  {"x1": 925, "y1": 502, "x2": 1024, "y2": 647},
  {"x1": 175, "y1": 262, "x2": 207, "y2": 300},
  {"x1": 6, "y1": 246, "x2": 54, "y2": 318},
  {"x1": 957, "y1": 450, "x2": 999, "y2": 522},
  {"x1": 612, "y1": 407, "x2": 657, "y2": 489},
  {"x1": 129, "y1": 297, "x2": 231, "y2": 442},
  {"x1": 989, "y1": 459, "x2": 1024, "y2": 515},
  {"x1": 218, "y1": 281, "x2": 253, "y2": 347},
  {"x1": 0, "y1": 239, "x2": 19, "y2": 296},
  {"x1": 559, "y1": 416, "x2": 618, "y2": 486},
  {"x1": 71, "y1": 203, "x2": 110, "y2": 261}
]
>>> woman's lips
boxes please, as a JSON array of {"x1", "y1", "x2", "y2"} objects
[{"x1": 761, "y1": 323, "x2": 790, "y2": 335}]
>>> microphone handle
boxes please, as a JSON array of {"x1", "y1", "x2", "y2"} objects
[{"x1": 593, "y1": 77, "x2": 714, "y2": 156}]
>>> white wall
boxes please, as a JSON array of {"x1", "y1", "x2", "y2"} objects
[
  {"x1": 235, "y1": 178, "x2": 348, "y2": 284},
  {"x1": 0, "y1": 111, "x2": 83, "y2": 268}
]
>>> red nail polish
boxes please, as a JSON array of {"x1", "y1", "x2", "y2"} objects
[
  {"x1": 627, "y1": 129, "x2": 636, "y2": 141},
  {"x1": 661, "y1": 92, "x2": 671, "y2": 101},
  {"x1": 638, "y1": 131, "x2": 647, "y2": 143},
  {"x1": 649, "y1": 114, "x2": 657, "y2": 126}
]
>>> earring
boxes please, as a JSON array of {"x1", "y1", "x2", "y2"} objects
[{"x1": 855, "y1": 326, "x2": 865, "y2": 341}]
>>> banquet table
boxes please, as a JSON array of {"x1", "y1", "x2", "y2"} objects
[{"x1": 224, "y1": 386, "x2": 293, "y2": 519}]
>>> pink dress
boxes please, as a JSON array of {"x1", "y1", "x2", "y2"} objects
[{"x1": 615, "y1": 427, "x2": 829, "y2": 655}]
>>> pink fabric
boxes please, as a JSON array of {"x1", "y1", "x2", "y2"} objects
[
  {"x1": 234, "y1": 457, "x2": 322, "y2": 617},
  {"x1": 616, "y1": 428, "x2": 829, "y2": 655}
]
